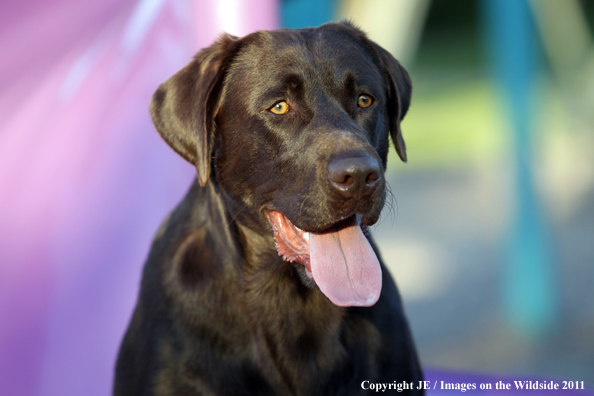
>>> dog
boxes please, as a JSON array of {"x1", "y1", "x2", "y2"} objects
[{"x1": 114, "y1": 22, "x2": 423, "y2": 395}]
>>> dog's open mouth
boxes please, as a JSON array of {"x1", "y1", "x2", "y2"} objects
[{"x1": 266, "y1": 210, "x2": 382, "y2": 307}]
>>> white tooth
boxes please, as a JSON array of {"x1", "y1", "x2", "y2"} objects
[{"x1": 304, "y1": 232, "x2": 310, "y2": 241}]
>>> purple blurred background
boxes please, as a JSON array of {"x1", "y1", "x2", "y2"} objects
[{"x1": 0, "y1": 1, "x2": 276, "y2": 394}]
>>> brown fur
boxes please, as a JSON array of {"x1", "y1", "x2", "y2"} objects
[{"x1": 114, "y1": 22, "x2": 422, "y2": 395}]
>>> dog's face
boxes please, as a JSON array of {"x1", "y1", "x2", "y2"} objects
[{"x1": 150, "y1": 22, "x2": 411, "y2": 308}]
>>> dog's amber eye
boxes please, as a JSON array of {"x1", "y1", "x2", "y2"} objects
[
  {"x1": 357, "y1": 95, "x2": 373, "y2": 108},
  {"x1": 270, "y1": 101, "x2": 290, "y2": 114}
]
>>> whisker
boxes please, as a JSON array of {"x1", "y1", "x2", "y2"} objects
[
  {"x1": 298, "y1": 196, "x2": 310, "y2": 220},
  {"x1": 228, "y1": 201, "x2": 250, "y2": 224},
  {"x1": 388, "y1": 182, "x2": 399, "y2": 225},
  {"x1": 378, "y1": 182, "x2": 398, "y2": 228}
]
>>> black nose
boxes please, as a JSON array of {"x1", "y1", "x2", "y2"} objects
[{"x1": 328, "y1": 156, "x2": 381, "y2": 199}]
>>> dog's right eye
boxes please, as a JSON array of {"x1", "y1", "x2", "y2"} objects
[
  {"x1": 269, "y1": 101, "x2": 290, "y2": 115},
  {"x1": 357, "y1": 94, "x2": 373, "y2": 108}
]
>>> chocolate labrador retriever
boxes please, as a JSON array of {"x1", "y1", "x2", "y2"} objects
[{"x1": 114, "y1": 22, "x2": 423, "y2": 395}]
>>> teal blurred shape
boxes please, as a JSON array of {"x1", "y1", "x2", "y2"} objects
[
  {"x1": 281, "y1": 0, "x2": 335, "y2": 29},
  {"x1": 482, "y1": 0, "x2": 557, "y2": 335}
]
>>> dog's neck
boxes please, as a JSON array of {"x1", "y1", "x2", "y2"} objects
[
  {"x1": 196, "y1": 181, "x2": 351, "y2": 393},
  {"x1": 234, "y1": 222, "x2": 349, "y2": 393}
]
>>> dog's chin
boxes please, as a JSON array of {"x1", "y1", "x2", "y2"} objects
[{"x1": 265, "y1": 210, "x2": 381, "y2": 307}]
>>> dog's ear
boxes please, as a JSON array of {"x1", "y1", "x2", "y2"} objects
[
  {"x1": 371, "y1": 44, "x2": 412, "y2": 163},
  {"x1": 150, "y1": 34, "x2": 241, "y2": 185}
]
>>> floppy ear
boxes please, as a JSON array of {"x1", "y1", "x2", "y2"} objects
[
  {"x1": 371, "y1": 44, "x2": 412, "y2": 162},
  {"x1": 150, "y1": 34, "x2": 241, "y2": 186}
]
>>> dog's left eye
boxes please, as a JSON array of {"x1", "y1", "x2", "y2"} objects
[
  {"x1": 357, "y1": 94, "x2": 373, "y2": 108},
  {"x1": 269, "y1": 101, "x2": 290, "y2": 115}
]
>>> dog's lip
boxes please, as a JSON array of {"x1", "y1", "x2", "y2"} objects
[
  {"x1": 266, "y1": 210, "x2": 313, "y2": 276},
  {"x1": 265, "y1": 210, "x2": 370, "y2": 272},
  {"x1": 265, "y1": 209, "x2": 365, "y2": 235},
  {"x1": 264, "y1": 207, "x2": 373, "y2": 233}
]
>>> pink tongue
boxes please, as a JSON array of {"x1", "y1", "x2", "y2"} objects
[{"x1": 309, "y1": 223, "x2": 382, "y2": 307}]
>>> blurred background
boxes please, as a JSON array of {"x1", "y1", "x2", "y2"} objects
[{"x1": 1, "y1": 0, "x2": 593, "y2": 395}]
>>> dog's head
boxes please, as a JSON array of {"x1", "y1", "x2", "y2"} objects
[{"x1": 150, "y1": 22, "x2": 411, "y2": 307}]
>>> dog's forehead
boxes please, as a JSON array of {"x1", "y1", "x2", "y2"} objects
[{"x1": 229, "y1": 26, "x2": 384, "y2": 91}]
